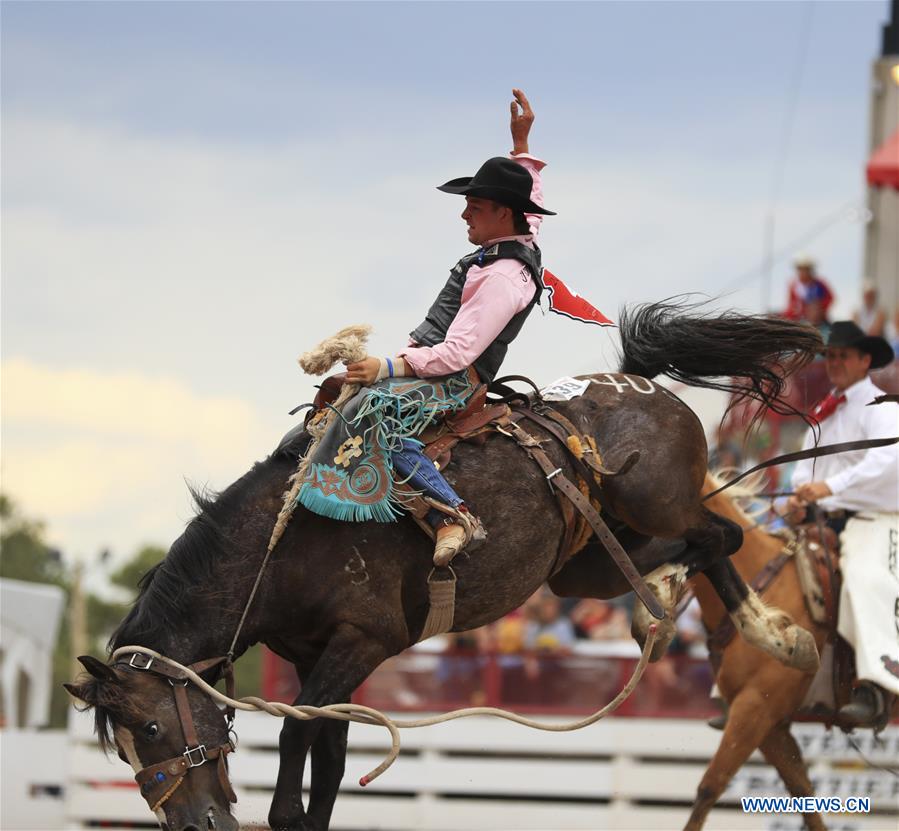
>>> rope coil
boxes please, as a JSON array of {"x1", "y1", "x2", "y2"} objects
[{"x1": 112, "y1": 624, "x2": 658, "y2": 786}]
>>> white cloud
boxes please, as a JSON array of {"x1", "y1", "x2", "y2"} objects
[{"x1": 1, "y1": 358, "x2": 278, "y2": 561}]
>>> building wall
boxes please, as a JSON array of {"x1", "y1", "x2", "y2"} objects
[{"x1": 863, "y1": 58, "x2": 899, "y2": 314}]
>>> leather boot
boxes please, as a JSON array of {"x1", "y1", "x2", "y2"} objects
[
  {"x1": 838, "y1": 682, "x2": 890, "y2": 730},
  {"x1": 433, "y1": 522, "x2": 468, "y2": 567}
]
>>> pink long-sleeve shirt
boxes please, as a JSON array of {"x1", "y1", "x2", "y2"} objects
[{"x1": 399, "y1": 153, "x2": 546, "y2": 378}]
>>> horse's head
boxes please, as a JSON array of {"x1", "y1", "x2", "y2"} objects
[{"x1": 65, "y1": 654, "x2": 238, "y2": 831}]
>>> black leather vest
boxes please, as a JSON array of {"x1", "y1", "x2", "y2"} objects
[{"x1": 409, "y1": 241, "x2": 543, "y2": 383}]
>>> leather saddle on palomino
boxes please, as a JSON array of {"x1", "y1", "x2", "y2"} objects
[{"x1": 706, "y1": 521, "x2": 888, "y2": 729}]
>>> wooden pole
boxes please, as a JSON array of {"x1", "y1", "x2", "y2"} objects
[{"x1": 70, "y1": 561, "x2": 87, "y2": 679}]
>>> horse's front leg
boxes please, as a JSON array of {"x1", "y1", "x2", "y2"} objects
[
  {"x1": 268, "y1": 625, "x2": 396, "y2": 831},
  {"x1": 758, "y1": 723, "x2": 826, "y2": 831},
  {"x1": 307, "y1": 719, "x2": 349, "y2": 828},
  {"x1": 269, "y1": 716, "x2": 350, "y2": 831},
  {"x1": 270, "y1": 698, "x2": 324, "y2": 831},
  {"x1": 684, "y1": 688, "x2": 780, "y2": 831}
]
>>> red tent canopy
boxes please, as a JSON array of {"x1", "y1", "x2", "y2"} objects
[{"x1": 866, "y1": 127, "x2": 899, "y2": 189}]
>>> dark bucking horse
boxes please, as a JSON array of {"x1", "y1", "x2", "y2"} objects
[{"x1": 66, "y1": 303, "x2": 823, "y2": 831}]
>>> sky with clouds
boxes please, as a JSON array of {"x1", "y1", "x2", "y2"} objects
[{"x1": 1, "y1": 0, "x2": 891, "y2": 565}]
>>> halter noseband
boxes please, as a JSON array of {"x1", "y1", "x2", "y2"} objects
[{"x1": 118, "y1": 653, "x2": 238, "y2": 813}]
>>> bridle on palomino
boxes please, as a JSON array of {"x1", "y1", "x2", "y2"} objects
[{"x1": 117, "y1": 652, "x2": 238, "y2": 812}]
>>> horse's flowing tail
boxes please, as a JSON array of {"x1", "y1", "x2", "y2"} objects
[{"x1": 618, "y1": 299, "x2": 823, "y2": 421}]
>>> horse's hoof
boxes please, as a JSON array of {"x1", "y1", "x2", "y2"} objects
[
  {"x1": 785, "y1": 625, "x2": 820, "y2": 673},
  {"x1": 632, "y1": 614, "x2": 676, "y2": 662}
]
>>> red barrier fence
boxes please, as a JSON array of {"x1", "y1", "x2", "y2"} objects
[{"x1": 262, "y1": 645, "x2": 718, "y2": 718}]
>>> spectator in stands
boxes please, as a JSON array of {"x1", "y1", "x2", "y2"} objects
[
  {"x1": 784, "y1": 254, "x2": 834, "y2": 322},
  {"x1": 853, "y1": 279, "x2": 887, "y2": 337},
  {"x1": 570, "y1": 598, "x2": 631, "y2": 640},
  {"x1": 521, "y1": 591, "x2": 577, "y2": 704},
  {"x1": 437, "y1": 627, "x2": 492, "y2": 705},
  {"x1": 524, "y1": 591, "x2": 576, "y2": 653},
  {"x1": 489, "y1": 611, "x2": 522, "y2": 656},
  {"x1": 804, "y1": 298, "x2": 831, "y2": 342}
]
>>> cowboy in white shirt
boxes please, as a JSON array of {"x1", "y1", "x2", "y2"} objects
[{"x1": 787, "y1": 321, "x2": 898, "y2": 728}]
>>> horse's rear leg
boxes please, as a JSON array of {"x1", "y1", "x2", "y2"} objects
[
  {"x1": 631, "y1": 508, "x2": 743, "y2": 661},
  {"x1": 269, "y1": 625, "x2": 394, "y2": 831},
  {"x1": 758, "y1": 723, "x2": 826, "y2": 831},
  {"x1": 683, "y1": 689, "x2": 780, "y2": 831},
  {"x1": 631, "y1": 510, "x2": 818, "y2": 672},
  {"x1": 549, "y1": 533, "x2": 687, "y2": 661},
  {"x1": 704, "y1": 559, "x2": 819, "y2": 673},
  {"x1": 549, "y1": 531, "x2": 678, "y2": 600}
]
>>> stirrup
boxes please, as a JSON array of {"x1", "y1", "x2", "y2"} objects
[
  {"x1": 433, "y1": 523, "x2": 467, "y2": 567},
  {"x1": 432, "y1": 513, "x2": 486, "y2": 567}
]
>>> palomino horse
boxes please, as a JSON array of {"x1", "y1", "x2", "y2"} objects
[
  {"x1": 683, "y1": 476, "x2": 898, "y2": 831},
  {"x1": 66, "y1": 304, "x2": 821, "y2": 831}
]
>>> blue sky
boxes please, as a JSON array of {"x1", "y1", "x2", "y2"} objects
[{"x1": 1, "y1": 0, "x2": 891, "y2": 562}]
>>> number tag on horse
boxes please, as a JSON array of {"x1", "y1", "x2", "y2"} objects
[{"x1": 541, "y1": 377, "x2": 590, "y2": 401}]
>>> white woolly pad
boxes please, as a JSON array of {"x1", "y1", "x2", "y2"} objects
[
  {"x1": 298, "y1": 324, "x2": 372, "y2": 375},
  {"x1": 266, "y1": 324, "x2": 373, "y2": 554}
]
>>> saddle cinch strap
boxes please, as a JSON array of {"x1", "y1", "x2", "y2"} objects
[{"x1": 495, "y1": 414, "x2": 664, "y2": 621}]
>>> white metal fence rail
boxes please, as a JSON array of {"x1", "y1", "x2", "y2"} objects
[{"x1": 63, "y1": 709, "x2": 898, "y2": 831}]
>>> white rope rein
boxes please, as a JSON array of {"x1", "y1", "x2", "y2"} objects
[{"x1": 112, "y1": 624, "x2": 658, "y2": 786}]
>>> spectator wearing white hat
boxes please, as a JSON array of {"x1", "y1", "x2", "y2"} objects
[{"x1": 784, "y1": 254, "x2": 834, "y2": 323}]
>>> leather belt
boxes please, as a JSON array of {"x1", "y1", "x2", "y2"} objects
[{"x1": 497, "y1": 416, "x2": 664, "y2": 620}]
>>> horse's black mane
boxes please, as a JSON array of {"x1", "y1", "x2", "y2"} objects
[
  {"x1": 78, "y1": 432, "x2": 309, "y2": 751},
  {"x1": 108, "y1": 451, "x2": 290, "y2": 652}
]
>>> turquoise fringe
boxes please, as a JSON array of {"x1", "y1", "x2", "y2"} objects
[
  {"x1": 297, "y1": 372, "x2": 475, "y2": 524},
  {"x1": 297, "y1": 480, "x2": 403, "y2": 523}
]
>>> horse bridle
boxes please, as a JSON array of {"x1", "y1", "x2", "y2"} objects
[{"x1": 118, "y1": 652, "x2": 238, "y2": 813}]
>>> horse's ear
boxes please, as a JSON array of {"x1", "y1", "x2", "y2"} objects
[
  {"x1": 63, "y1": 681, "x2": 97, "y2": 706},
  {"x1": 77, "y1": 655, "x2": 118, "y2": 682}
]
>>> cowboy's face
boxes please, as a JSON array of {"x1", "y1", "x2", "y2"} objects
[
  {"x1": 796, "y1": 265, "x2": 815, "y2": 284},
  {"x1": 824, "y1": 346, "x2": 871, "y2": 391},
  {"x1": 462, "y1": 197, "x2": 512, "y2": 246}
]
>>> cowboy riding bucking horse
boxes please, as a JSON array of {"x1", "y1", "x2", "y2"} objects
[{"x1": 297, "y1": 89, "x2": 561, "y2": 566}]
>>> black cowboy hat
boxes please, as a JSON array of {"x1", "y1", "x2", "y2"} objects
[
  {"x1": 437, "y1": 157, "x2": 556, "y2": 215},
  {"x1": 824, "y1": 320, "x2": 895, "y2": 369}
]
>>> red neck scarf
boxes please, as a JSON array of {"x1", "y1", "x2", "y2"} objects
[{"x1": 810, "y1": 390, "x2": 847, "y2": 423}]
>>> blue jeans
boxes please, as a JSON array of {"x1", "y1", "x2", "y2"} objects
[{"x1": 392, "y1": 439, "x2": 463, "y2": 508}]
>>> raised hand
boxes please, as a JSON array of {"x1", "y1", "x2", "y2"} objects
[{"x1": 510, "y1": 88, "x2": 534, "y2": 155}]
